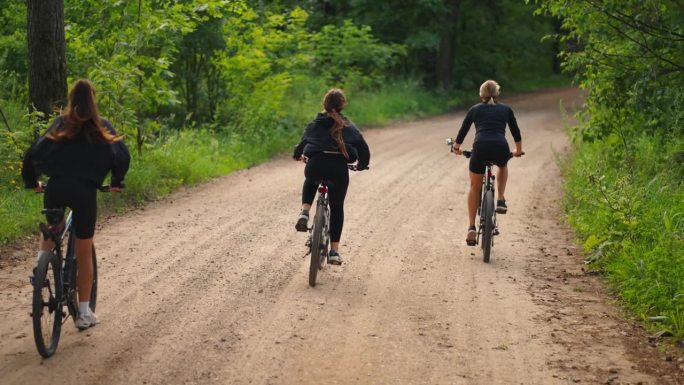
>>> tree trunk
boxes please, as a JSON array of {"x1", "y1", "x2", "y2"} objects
[
  {"x1": 437, "y1": 0, "x2": 461, "y2": 89},
  {"x1": 27, "y1": 0, "x2": 67, "y2": 119}
]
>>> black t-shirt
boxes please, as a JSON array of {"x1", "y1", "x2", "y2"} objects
[{"x1": 455, "y1": 102, "x2": 522, "y2": 145}]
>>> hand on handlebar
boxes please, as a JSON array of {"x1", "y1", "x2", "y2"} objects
[
  {"x1": 511, "y1": 149, "x2": 524, "y2": 158},
  {"x1": 33, "y1": 182, "x2": 44, "y2": 193}
]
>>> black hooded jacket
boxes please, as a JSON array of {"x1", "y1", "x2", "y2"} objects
[
  {"x1": 22, "y1": 116, "x2": 131, "y2": 188},
  {"x1": 293, "y1": 112, "x2": 370, "y2": 169}
]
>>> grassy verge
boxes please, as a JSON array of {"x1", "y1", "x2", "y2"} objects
[{"x1": 564, "y1": 134, "x2": 684, "y2": 338}]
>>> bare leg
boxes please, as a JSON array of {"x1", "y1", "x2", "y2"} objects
[
  {"x1": 331, "y1": 241, "x2": 339, "y2": 251},
  {"x1": 497, "y1": 166, "x2": 508, "y2": 201},
  {"x1": 39, "y1": 238, "x2": 54, "y2": 253},
  {"x1": 75, "y1": 237, "x2": 94, "y2": 304},
  {"x1": 301, "y1": 203, "x2": 312, "y2": 211},
  {"x1": 468, "y1": 172, "x2": 483, "y2": 227}
]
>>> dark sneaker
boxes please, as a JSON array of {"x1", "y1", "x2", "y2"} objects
[
  {"x1": 295, "y1": 212, "x2": 309, "y2": 232},
  {"x1": 328, "y1": 250, "x2": 343, "y2": 265},
  {"x1": 496, "y1": 199, "x2": 507, "y2": 214},
  {"x1": 466, "y1": 226, "x2": 477, "y2": 246}
]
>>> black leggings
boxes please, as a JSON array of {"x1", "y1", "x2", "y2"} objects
[
  {"x1": 44, "y1": 177, "x2": 98, "y2": 239},
  {"x1": 302, "y1": 153, "x2": 349, "y2": 243}
]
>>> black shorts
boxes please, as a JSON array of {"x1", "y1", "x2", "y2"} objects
[
  {"x1": 44, "y1": 177, "x2": 98, "y2": 239},
  {"x1": 469, "y1": 141, "x2": 511, "y2": 174}
]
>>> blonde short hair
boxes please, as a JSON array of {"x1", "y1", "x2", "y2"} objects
[{"x1": 479, "y1": 80, "x2": 500, "y2": 105}]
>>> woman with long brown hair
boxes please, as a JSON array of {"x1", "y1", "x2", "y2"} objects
[
  {"x1": 293, "y1": 88, "x2": 370, "y2": 265},
  {"x1": 22, "y1": 79, "x2": 130, "y2": 330}
]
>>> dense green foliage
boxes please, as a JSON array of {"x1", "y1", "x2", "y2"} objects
[
  {"x1": 534, "y1": 0, "x2": 684, "y2": 338},
  {"x1": 1, "y1": 1, "x2": 563, "y2": 245}
]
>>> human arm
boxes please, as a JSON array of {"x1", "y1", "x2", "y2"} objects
[
  {"x1": 346, "y1": 123, "x2": 370, "y2": 169},
  {"x1": 507, "y1": 107, "x2": 523, "y2": 157},
  {"x1": 103, "y1": 120, "x2": 130, "y2": 188},
  {"x1": 21, "y1": 118, "x2": 62, "y2": 189},
  {"x1": 452, "y1": 108, "x2": 474, "y2": 154}
]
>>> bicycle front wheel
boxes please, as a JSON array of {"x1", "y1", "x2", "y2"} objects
[
  {"x1": 309, "y1": 204, "x2": 326, "y2": 287},
  {"x1": 32, "y1": 251, "x2": 63, "y2": 358},
  {"x1": 482, "y1": 190, "x2": 495, "y2": 263}
]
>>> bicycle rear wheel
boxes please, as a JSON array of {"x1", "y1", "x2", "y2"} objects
[
  {"x1": 482, "y1": 190, "x2": 495, "y2": 263},
  {"x1": 309, "y1": 203, "x2": 326, "y2": 287},
  {"x1": 32, "y1": 251, "x2": 63, "y2": 358},
  {"x1": 89, "y1": 245, "x2": 98, "y2": 311}
]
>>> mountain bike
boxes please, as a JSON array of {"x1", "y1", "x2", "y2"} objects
[
  {"x1": 446, "y1": 138, "x2": 522, "y2": 263},
  {"x1": 305, "y1": 164, "x2": 364, "y2": 287},
  {"x1": 30, "y1": 185, "x2": 109, "y2": 358}
]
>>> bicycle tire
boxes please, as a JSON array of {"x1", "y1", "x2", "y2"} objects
[
  {"x1": 482, "y1": 190, "x2": 494, "y2": 263},
  {"x1": 89, "y1": 245, "x2": 98, "y2": 311},
  {"x1": 32, "y1": 251, "x2": 63, "y2": 358},
  {"x1": 309, "y1": 203, "x2": 326, "y2": 287}
]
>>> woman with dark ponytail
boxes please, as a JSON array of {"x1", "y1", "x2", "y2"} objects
[
  {"x1": 293, "y1": 88, "x2": 370, "y2": 265},
  {"x1": 22, "y1": 79, "x2": 130, "y2": 330}
]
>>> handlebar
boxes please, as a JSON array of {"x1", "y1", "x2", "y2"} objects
[{"x1": 295, "y1": 156, "x2": 368, "y2": 171}]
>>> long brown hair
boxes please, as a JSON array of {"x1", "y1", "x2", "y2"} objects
[
  {"x1": 322, "y1": 88, "x2": 349, "y2": 159},
  {"x1": 48, "y1": 79, "x2": 120, "y2": 143}
]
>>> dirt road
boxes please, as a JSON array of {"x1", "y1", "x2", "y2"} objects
[{"x1": 1, "y1": 88, "x2": 681, "y2": 384}]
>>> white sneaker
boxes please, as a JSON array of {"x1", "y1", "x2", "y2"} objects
[{"x1": 75, "y1": 311, "x2": 99, "y2": 330}]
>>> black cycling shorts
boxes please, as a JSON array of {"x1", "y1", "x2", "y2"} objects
[
  {"x1": 469, "y1": 140, "x2": 511, "y2": 174},
  {"x1": 44, "y1": 177, "x2": 98, "y2": 239}
]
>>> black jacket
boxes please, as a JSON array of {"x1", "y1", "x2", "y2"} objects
[
  {"x1": 22, "y1": 116, "x2": 131, "y2": 188},
  {"x1": 293, "y1": 113, "x2": 371, "y2": 169}
]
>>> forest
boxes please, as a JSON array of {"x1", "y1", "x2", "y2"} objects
[{"x1": 1, "y1": 0, "x2": 682, "y2": 340}]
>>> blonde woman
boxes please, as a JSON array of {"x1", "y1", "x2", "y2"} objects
[{"x1": 451, "y1": 80, "x2": 523, "y2": 245}]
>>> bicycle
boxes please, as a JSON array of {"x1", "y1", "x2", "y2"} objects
[
  {"x1": 30, "y1": 185, "x2": 109, "y2": 358},
  {"x1": 446, "y1": 138, "x2": 522, "y2": 263},
  {"x1": 304, "y1": 164, "x2": 364, "y2": 287}
]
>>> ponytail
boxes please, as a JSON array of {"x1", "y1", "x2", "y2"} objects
[
  {"x1": 328, "y1": 109, "x2": 350, "y2": 160},
  {"x1": 322, "y1": 88, "x2": 350, "y2": 160}
]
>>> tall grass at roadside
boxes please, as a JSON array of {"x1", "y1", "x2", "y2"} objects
[
  {"x1": 564, "y1": 134, "x2": 684, "y2": 338},
  {"x1": 346, "y1": 81, "x2": 458, "y2": 126}
]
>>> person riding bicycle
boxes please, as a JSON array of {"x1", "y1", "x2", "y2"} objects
[
  {"x1": 451, "y1": 80, "x2": 523, "y2": 245},
  {"x1": 293, "y1": 88, "x2": 370, "y2": 265},
  {"x1": 22, "y1": 79, "x2": 130, "y2": 330}
]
